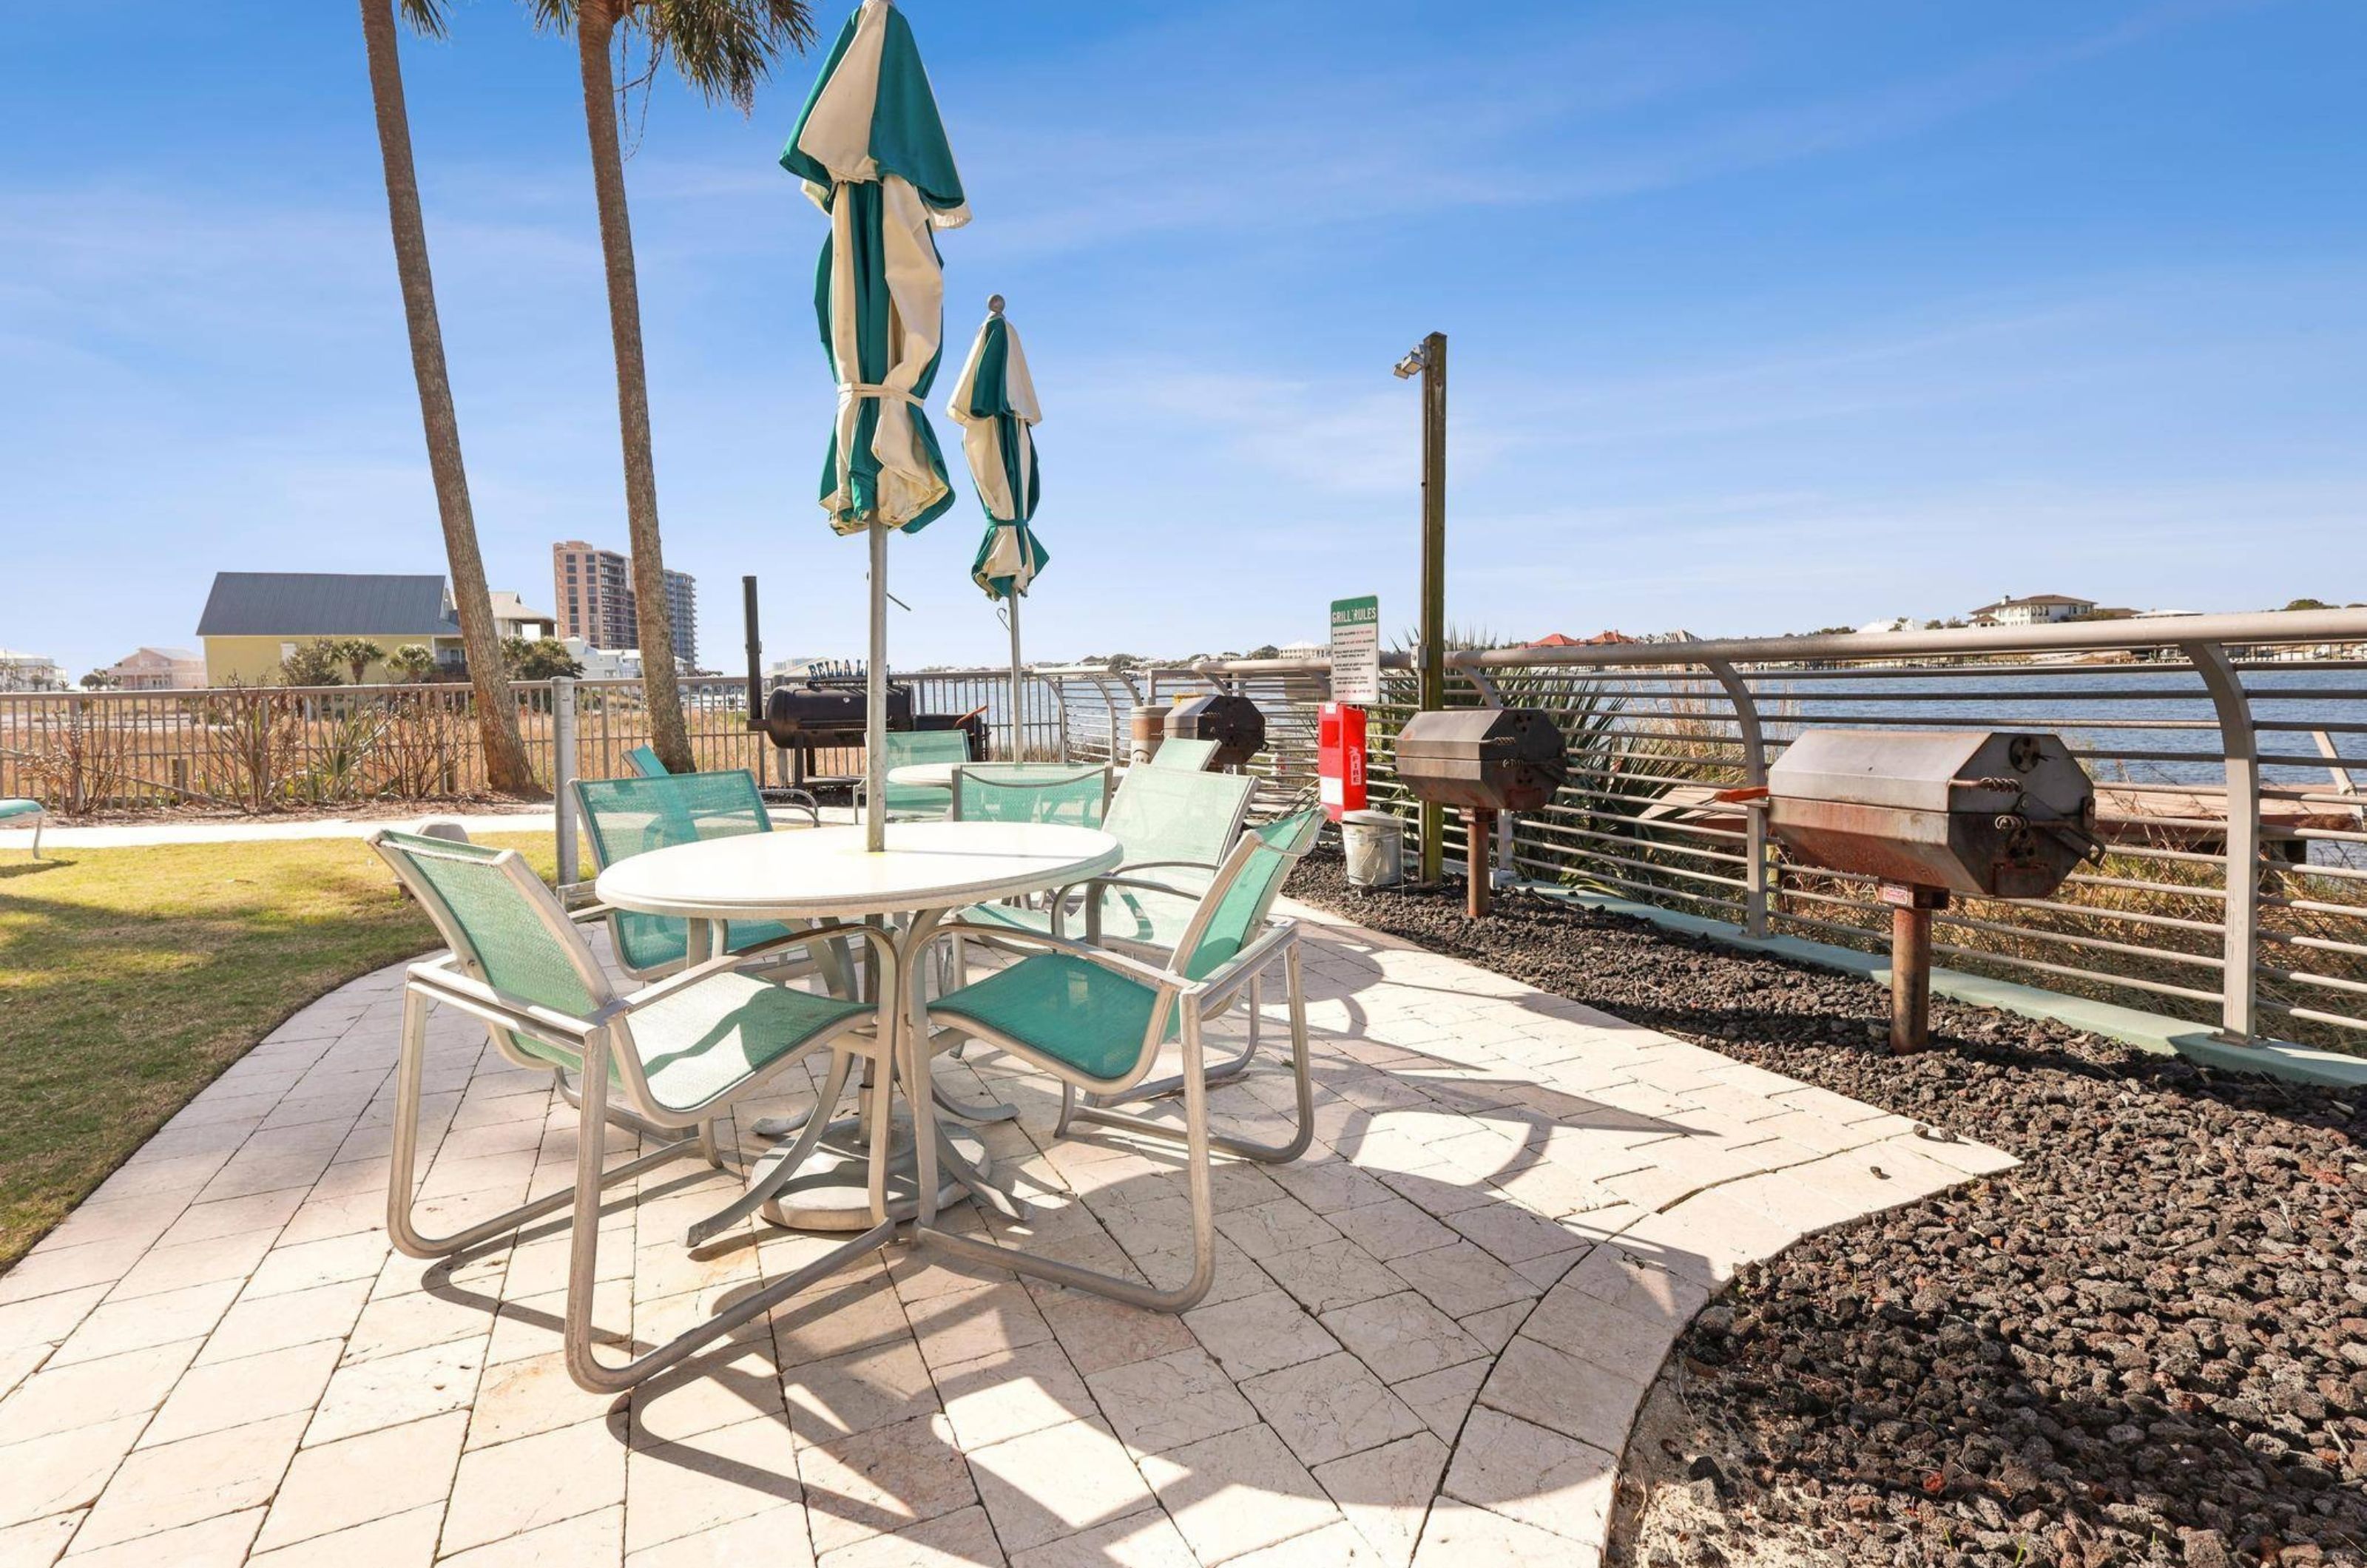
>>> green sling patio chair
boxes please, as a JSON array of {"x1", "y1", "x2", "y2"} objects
[
  {"x1": 948, "y1": 768, "x2": 1268, "y2": 1089},
  {"x1": 961, "y1": 767, "x2": 1252, "y2": 949},
  {"x1": 947, "y1": 763, "x2": 1112, "y2": 828},
  {"x1": 368, "y1": 828, "x2": 899, "y2": 1393},
  {"x1": 617, "y1": 744, "x2": 820, "y2": 828},
  {"x1": 1147, "y1": 737, "x2": 1220, "y2": 771},
  {"x1": 0, "y1": 799, "x2": 41, "y2": 859},
  {"x1": 936, "y1": 763, "x2": 1115, "y2": 1064},
  {"x1": 907, "y1": 806, "x2": 1326, "y2": 1311},
  {"x1": 574, "y1": 771, "x2": 807, "y2": 981},
  {"x1": 854, "y1": 729, "x2": 972, "y2": 820}
]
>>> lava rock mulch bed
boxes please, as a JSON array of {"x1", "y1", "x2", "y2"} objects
[{"x1": 1283, "y1": 852, "x2": 2367, "y2": 1568}]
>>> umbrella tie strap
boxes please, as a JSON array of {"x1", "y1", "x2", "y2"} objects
[{"x1": 839, "y1": 382, "x2": 924, "y2": 407}]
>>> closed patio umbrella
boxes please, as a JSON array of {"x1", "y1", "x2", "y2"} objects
[
  {"x1": 783, "y1": 0, "x2": 966, "y2": 850},
  {"x1": 948, "y1": 298, "x2": 1047, "y2": 760}
]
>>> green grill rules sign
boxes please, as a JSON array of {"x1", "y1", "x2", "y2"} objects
[{"x1": 1329, "y1": 595, "x2": 1380, "y2": 706}]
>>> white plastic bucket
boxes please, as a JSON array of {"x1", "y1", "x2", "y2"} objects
[{"x1": 1340, "y1": 810, "x2": 1405, "y2": 888}]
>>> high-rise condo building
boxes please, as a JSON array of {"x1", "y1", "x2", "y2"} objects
[{"x1": 553, "y1": 543, "x2": 698, "y2": 668}]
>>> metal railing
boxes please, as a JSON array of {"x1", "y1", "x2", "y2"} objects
[
  {"x1": 11, "y1": 607, "x2": 2365, "y2": 1051},
  {"x1": 1153, "y1": 609, "x2": 2367, "y2": 1053}
]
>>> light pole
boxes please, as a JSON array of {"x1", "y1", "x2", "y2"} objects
[{"x1": 1394, "y1": 331, "x2": 1448, "y2": 883}]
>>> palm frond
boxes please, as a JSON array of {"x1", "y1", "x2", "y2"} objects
[
  {"x1": 399, "y1": 0, "x2": 455, "y2": 38},
  {"x1": 524, "y1": 0, "x2": 815, "y2": 113},
  {"x1": 640, "y1": 0, "x2": 817, "y2": 113}
]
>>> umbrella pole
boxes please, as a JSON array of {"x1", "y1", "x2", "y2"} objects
[
  {"x1": 1007, "y1": 593, "x2": 1024, "y2": 762},
  {"x1": 865, "y1": 520, "x2": 888, "y2": 854}
]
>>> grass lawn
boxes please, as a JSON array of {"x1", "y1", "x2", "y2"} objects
[{"x1": 0, "y1": 831, "x2": 559, "y2": 1270}]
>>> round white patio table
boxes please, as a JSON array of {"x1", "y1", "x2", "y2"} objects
[{"x1": 595, "y1": 821, "x2": 1121, "y2": 1231}]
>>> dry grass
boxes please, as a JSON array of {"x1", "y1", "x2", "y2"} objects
[{"x1": 0, "y1": 687, "x2": 803, "y2": 817}]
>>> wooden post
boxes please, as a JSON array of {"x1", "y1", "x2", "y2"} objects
[
  {"x1": 1881, "y1": 882, "x2": 1945, "y2": 1052},
  {"x1": 1417, "y1": 331, "x2": 1448, "y2": 884},
  {"x1": 1465, "y1": 808, "x2": 1491, "y2": 918}
]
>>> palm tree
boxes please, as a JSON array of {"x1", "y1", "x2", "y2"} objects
[
  {"x1": 331, "y1": 638, "x2": 388, "y2": 684},
  {"x1": 534, "y1": 0, "x2": 815, "y2": 773},
  {"x1": 358, "y1": 0, "x2": 538, "y2": 794}
]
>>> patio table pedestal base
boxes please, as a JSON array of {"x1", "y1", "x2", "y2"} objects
[{"x1": 757, "y1": 1110, "x2": 990, "y2": 1231}]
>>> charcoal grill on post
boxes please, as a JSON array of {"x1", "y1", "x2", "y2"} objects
[
  {"x1": 757, "y1": 683, "x2": 914, "y2": 790},
  {"x1": 1164, "y1": 694, "x2": 1266, "y2": 771},
  {"x1": 1764, "y1": 729, "x2": 2102, "y2": 1052},
  {"x1": 1392, "y1": 709, "x2": 1568, "y2": 916}
]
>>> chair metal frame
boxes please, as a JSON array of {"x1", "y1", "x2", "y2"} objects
[
  {"x1": 945, "y1": 763, "x2": 1113, "y2": 826},
  {"x1": 371, "y1": 830, "x2": 901, "y2": 1393},
  {"x1": 908, "y1": 816, "x2": 1320, "y2": 1312}
]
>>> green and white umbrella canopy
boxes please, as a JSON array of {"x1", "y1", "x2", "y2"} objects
[
  {"x1": 783, "y1": 0, "x2": 968, "y2": 537},
  {"x1": 782, "y1": 0, "x2": 966, "y2": 847},
  {"x1": 949, "y1": 307, "x2": 1047, "y2": 601},
  {"x1": 948, "y1": 304, "x2": 1047, "y2": 757}
]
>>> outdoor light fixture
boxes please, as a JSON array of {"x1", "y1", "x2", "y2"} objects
[{"x1": 1392, "y1": 347, "x2": 1427, "y2": 379}]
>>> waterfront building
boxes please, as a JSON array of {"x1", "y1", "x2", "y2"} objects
[
  {"x1": 1970, "y1": 592, "x2": 2097, "y2": 626},
  {"x1": 104, "y1": 646, "x2": 206, "y2": 689},
  {"x1": 0, "y1": 648, "x2": 65, "y2": 690}
]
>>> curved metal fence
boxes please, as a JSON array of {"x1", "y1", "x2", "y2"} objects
[{"x1": 8, "y1": 608, "x2": 2364, "y2": 1050}]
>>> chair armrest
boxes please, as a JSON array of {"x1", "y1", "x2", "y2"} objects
[
  {"x1": 1047, "y1": 860, "x2": 1218, "y2": 908},
  {"x1": 617, "y1": 920, "x2": 898, "y2": 1016},
  {"x1": 405, "y1": 956, "x2": 610, "y2": 1048},
  {"x1": 931, "y1": 919, "x2": 1187, "y2": 994},
  {"x1": 766, "y1": 792, "x2": 823, "y2": 827},
  {"x1": 1180, "y1": 916, "x2": 1297, "y2": 1010}
]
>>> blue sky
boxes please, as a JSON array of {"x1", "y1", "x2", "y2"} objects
[{"x1": 4, "y1": 0, "x2": 2364, "y2": 679}]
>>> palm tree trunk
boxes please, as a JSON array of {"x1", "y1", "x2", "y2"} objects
[
  {"x1": 357, "y1": 0, "x2": 537, "y2": 796},
  {"x1": 573, "y1": 0, "x2": 694, "y2": 774}
]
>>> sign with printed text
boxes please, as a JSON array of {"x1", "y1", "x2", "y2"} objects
[{"x1": 1329, "y1": 595, "x2": 1380, "y2": 706}]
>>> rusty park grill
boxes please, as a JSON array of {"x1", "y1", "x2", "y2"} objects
[
  {"x1": 1392, "y1": 708, "x2": 1570, "y2": 918},
  {"x1": 1758, "y1": 729, "x2": 2103, "y2": 1052}
]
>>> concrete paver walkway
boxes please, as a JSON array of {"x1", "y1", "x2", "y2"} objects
[{"x1": 0, "y1": 899, "x2": 2010, "y2": 1567}]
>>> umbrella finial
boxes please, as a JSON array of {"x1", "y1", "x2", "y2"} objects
[{"x1": 987, "y1": 294, "x2": 1005, "y2": 316}]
